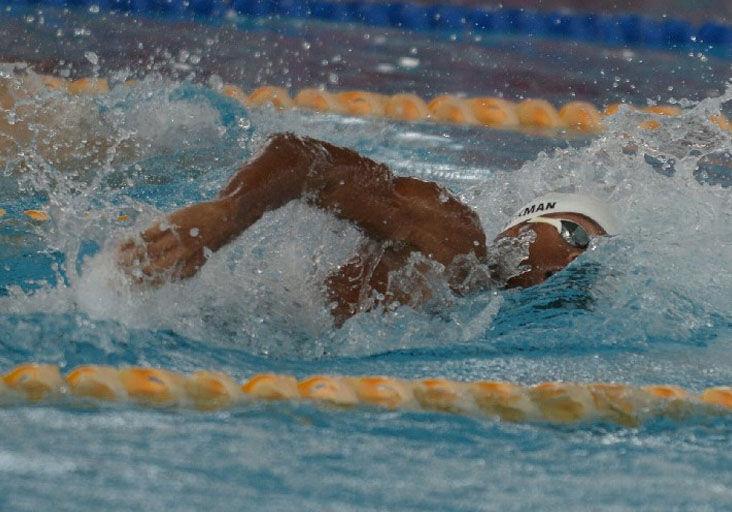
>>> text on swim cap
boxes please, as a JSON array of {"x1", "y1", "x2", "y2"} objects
[{"x1": 516, "y1": 201, "x2": 556, "y2": 218}]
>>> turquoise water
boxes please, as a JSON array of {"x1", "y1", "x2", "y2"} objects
[{"x1": 1, "y1": 8, "x2": 731, "y2": 511}]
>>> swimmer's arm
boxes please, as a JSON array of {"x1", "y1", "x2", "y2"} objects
[
  {"x1": 121, "y1": 132, "x2": 487, "y2": 281},
  {"x1": 220, "y1": 133, "x2": 487, "y2": 267},
  {"x1": 120, "y1": 133, "x2": 378, "y2": 280}
]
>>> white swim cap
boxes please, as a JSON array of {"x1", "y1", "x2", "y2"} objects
[{"x1": 503, "y1": 192, "x2": 618, "y2": 235}]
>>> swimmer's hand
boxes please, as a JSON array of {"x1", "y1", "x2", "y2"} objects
[{"x1": 117, "y1": 198, "x2": 238, "y2": 284}]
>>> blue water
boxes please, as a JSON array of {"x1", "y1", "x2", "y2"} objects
[{"x1": 1, "y1": 8, "x2": 731, "y2": 511}]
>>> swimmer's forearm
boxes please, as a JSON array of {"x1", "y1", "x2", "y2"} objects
[
  {"x1": 217, "y1": 132, "x2": 384, "y2": 238},
  {"x1": 216, "y1": 132, "x2": 487, "y2": 265}
]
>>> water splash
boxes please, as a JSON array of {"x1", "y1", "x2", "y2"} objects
[{"x1": 1, "y1": 66, "x2": 730, "y2": 360}]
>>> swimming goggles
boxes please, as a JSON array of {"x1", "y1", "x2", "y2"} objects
[{"x1": 526, "y1": 217, "x2": 590, "y2": 249}]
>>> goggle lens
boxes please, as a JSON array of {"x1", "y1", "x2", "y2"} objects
[
  {"x1": 559, "y1": 220, "x2": 590, "y2": 249},
  {"x1": 525, "y1": 217, "x2": 591, "y2": 249}
]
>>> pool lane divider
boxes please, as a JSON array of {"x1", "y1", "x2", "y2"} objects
[
  {"x1": 237, "y1": 85, "x2": 731, "y2": 134},
  {"x1": 1, "y1": 363, "x2": 731, "y2": 426},
  {"x1": 28, "y1": 74, "x2": 732, "y2": 136},
  {"x1": 4, "y1": 0, "x2": 731, "y2": 57}
]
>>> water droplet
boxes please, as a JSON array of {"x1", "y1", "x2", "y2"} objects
[
  {"x1": 84, "y1": 51, "x2": 98, "y2": 66},
  {"x1": 207, "y1": 74, "x2": 223, "y2": 91},
  {"x1": 398, "y1": 56, "x2": 419, "y2": 69}
]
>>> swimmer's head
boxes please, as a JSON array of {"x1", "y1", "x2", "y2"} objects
[{"x1": 495, "y1": 193, "x2": 617, "y2": 288}]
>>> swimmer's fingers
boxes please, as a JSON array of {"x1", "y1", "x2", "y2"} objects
[
  {"x1": 141, "y1": 244, "x2": 183, "y2": 276},
  {"x1": 116, "y1": 241, "x2": 154, "y2": 286},
  {"x1": 136, "y1": 241, "x2": 202, "y2": 282},
  {"x1": 140, "y1": 222, "x2": 170, "y2": 243},
  {"x1": 117, "y1": 238, "x2": 147, "y2": 269},
  {"x1": 117, "y1": 216, "x2": 205, "y2": 284},
  {"x1": 117, "y1": 238, "x2": 136, "y2": 259},
  {"x1": 144, "y1": 231, "x2": 180, "y2": 261},
  {"x1": 178, "y1": 254, "x2": 205, "y2": 279},
  {"x1": 117, "y1": 237, "x2": 168, "y2": 285}
]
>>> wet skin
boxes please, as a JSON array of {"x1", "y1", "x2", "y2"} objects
[
  {"x1": 119, "y1": 133, "x2": 602, "y2": 324},
  {"x1": 497, "y1": 212, "x2": 606, "y2": 289}
]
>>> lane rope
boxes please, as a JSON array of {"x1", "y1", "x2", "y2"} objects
[
  {"x1": 2, "y1": 0, "x2": 730, "y2": 57},
  {"x1": 1, "y1": 363, "x2": 731, "y2": 425},
  {"x1": 234, "y1": 85, "x2": 732, "y2": 134},
  {"x1": 28, "y1": 74, "x2": 732, "y2": 136}
]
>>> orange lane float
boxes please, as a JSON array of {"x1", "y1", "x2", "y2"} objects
[
  {"x1": 66, "y1": 365, "x2": 126, "y2": 401},
  {"x1": 2, "y1": 364, "x2": 64, "y2": 401},
  {"x1": 602, "y1": 102, "x2": 711, "y2": 132},
  {"x1": 40, "y1": 74, "x2": 67, "y2": 91},
  {"x1": 294, "y1": 88, "x2": 343, "y2": 113},
  {"x1": 587, "y1": 383, "x2": 649, "y2": 427},
  {"x1": 642, "y1": 384, "x2": 689, "y2": 401},
  {"x1": 603, "y1": 103, "x2": 624, "y2": 116},
  {"x1": 298, "y1": 375, "x2": 359, "y2": 406},
  {"x1": 241, "y1": 373, "x2": 299, "y2": 400},
  {"x1": 603, "y1": 103, "x2": 683, "y2": 117},
  {"x1": 337, "y1": 90, "x2": 387, "y2": 117},
  {"x1": 641, "y1": 385, "x2": 693, "y2": 418},
  {"x1": 347, "y1": 376, "x2": 414, "y2": 409},
  {"x1": 413, "y1": 378, "x2": 467, "y2": 413},
  {"x1": 23, "y1": 210, "x2": 49, "y2": 221},
  {"x1": 470, "y1": 381, "x2": 535, "y2": 423},
  {"x1": 528, "y1": 382, "x2": 596, "y2": 423},
  {"x1": 709, "y1": 114, "x2": 732, "y2": 131},
  {"x1": 558, "y1": 101, "x2": 604, "y2": 133},
  {"x1": 700, "y1": 387, "x2": 732, "y2": 409},
  {"x1": 1, "y1": 364, "x2": 731, "y2": 425},
  {"x1": 34, "y1": 73, "x2": 732, "y2": 136},
  {"x1": 246, "y1": 85, "x2": 294, "y2": 109},
  {"x1": 67, "y1": 77, "x2": 110, "y2": 96},
  {"x1": 466, "y1": 97, "x2": 519, "y2": 129},
  {"x1": 118, "y1": 367, "x2": 186, "y2": 406},
  {"x1": 185, "y1": 371, "x2": 240, "y2": 410},
  {"x1": 221, "y1": 84, "x2": 250, "y2": 105},
  {"x1": 516, "y1": 98, "x2": 563, "y2": 130},
  {"x1": 384, "y1": 93, "x2": 430, "y2": 122},
  {"x1": 427, "y1": 94, "x2": 476, "y2": 124}
]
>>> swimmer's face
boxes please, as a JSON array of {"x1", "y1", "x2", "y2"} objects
[{"x1": 495, "y1": 212, "x2": 606, "y2": 288}]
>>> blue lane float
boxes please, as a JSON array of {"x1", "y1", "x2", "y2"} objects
[{"x1": 3, "y1": 0, "x2": 732, "y2": 57}]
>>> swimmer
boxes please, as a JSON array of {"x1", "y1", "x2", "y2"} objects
[{"x1": 118, "y1": 133, "x2": 616, "y2": 324}]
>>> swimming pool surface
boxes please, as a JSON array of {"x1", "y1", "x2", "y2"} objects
[{"x1": 0, "y1": 5, "x2": 731, "y2": 511}]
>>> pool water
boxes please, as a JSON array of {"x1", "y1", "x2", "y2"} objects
[{"x1": 1, "y1": 6, "x2": 731, "y2": 511}]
